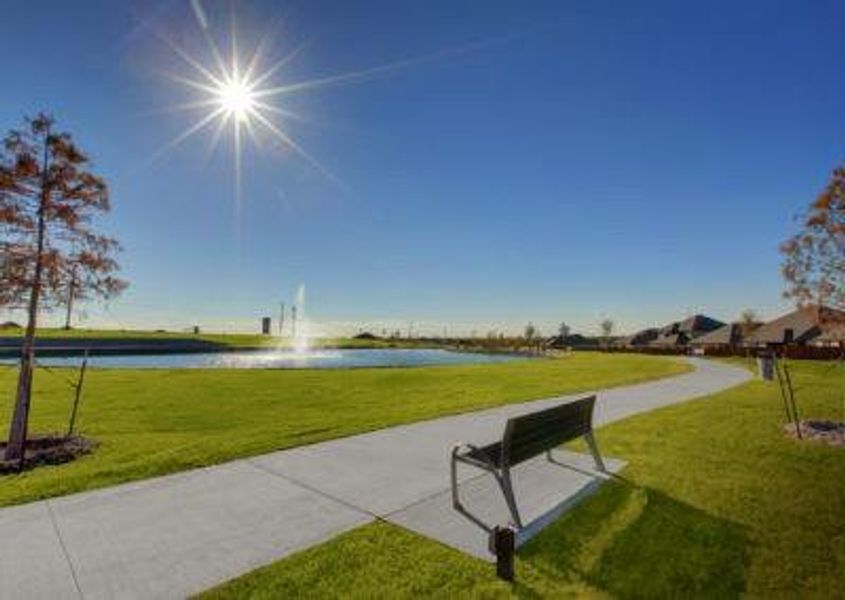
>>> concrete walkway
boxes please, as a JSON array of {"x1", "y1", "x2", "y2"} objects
[{"x1": 0, "y1": 358, "x2": 750, "y2": 599}]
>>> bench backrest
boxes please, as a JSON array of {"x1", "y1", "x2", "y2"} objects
[{"x1": 502, "y1": 395, "x2": 596, "y2": 467}]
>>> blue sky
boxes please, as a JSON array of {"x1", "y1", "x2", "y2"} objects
[{"x1": 2, "y1": 0, "x2": 844, "y2": 336}]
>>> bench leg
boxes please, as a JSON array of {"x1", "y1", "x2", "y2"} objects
[
  {"x1": 584, "y1": 431, "x2": 606, "y2": 472},
  {"x1": 450, "y1": 446, "x2": 462, "y2": 510},
  {"x1": 499, "y1": 468, "x2": 523, "y2": 529}
]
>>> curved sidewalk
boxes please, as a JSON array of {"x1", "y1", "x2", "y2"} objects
[{"x1": 0, "y1": 358, "x2": 751, "y2": 599}]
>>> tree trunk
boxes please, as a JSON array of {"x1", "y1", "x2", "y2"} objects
[
  {"x1": 64, "y1": 268, "x2": 76, "y2": 330},
  {"x1": 4, "y1": 216, "x2": 46, "y2": 461},
  {"x1": 5, "y1": 130, "x2": 49, "y2": 463}
]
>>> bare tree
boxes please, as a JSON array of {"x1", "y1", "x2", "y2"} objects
[
  {"x1": 61, "y1": 264, "x2": 78, "y2": 329},
  {"x1": 600, "y1": 318, "x2": 614, "y2": 350},
  {"x1": 1, "y1": 113, "x2": 126, "y2": 461},
  {"x1": 739, "y1": 309, "x2": 759, "y2": 336},
  {"x1": 781, "y1": 164, "x2": 845, "y2": 311},
  {"x1": 558, "y1": 321, "x2": 571, "y2": 338}
]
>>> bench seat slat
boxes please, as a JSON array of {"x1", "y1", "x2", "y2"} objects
[
  {"x1": 506, "y1": 423, "x2": 590, "y2": 465},
  {"x1": 505, "y1": 397, "x2": 595, "y2": 466}
]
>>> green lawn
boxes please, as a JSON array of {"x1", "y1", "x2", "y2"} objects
[
  {"x1": 0, "y1": 352, "x2": 687, "y2": 506},
  {"x1": 201, "y1": 360, "x2": 845, "y2": 598}
]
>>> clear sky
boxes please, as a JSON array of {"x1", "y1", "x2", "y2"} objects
[{"x1": 2, "y1": 0, "x2": 844, "y2": 336}]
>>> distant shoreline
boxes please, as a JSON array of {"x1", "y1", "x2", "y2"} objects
[{"x1": 0, "y1": 337, "x2": 442, "y2": 359}]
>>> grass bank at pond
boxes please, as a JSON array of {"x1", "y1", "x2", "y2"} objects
[
  {"x1": 0, "y1": 327, "x2": 429, "y2": 349},
  {"x1": 0, "y1": 353, "x2": 688, "y2": 506},
  {"x1": 202, "y1": 360, "x2": 845, "y2": 598}
]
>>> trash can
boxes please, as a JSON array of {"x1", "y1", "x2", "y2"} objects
[{"x1": 757, "y1": 354, "x2": 775, "y2": 381}]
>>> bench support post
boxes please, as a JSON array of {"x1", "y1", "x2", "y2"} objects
[
  {"x1": 498, "y1": 468, "x2": 523, "y2": 529},
  {"x1": 493, "y1": 525, "x2": 515, "y2": 582},
  {"x1": 450, "y1": 445, "x2": 462, "y2": 509},
  {"x1": 584, "y1": 431, "x2": 606, "y2": 472}
]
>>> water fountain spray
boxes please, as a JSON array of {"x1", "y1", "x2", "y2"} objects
[{"x1": 293, "y1": 284, "x2": 309, "y2": 353}]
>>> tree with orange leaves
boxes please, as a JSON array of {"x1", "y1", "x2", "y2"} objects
[
  {"x1": 781, "y1": 164, "x2": 845, "y2": 312},
  {"x1": 1, "y1": 113, "x2": 126, "y2": 462}
]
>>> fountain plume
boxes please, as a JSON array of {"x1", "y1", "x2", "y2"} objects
[{"x1": 292, "y1": 284, "x2": 309, "y2": 353}]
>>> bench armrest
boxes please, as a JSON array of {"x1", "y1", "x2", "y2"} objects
[
  {"x1": 451, "y1": 442, "x2": 481, "y2": 456},
  {"x1": 451, "y1": 442, "x2": 499, "y2": 471},
  {"x1": 450, "y1": 442, "x2": 492, "y2": 511}
]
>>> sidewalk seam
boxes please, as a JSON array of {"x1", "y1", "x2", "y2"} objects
[
  {"x1": 45, "y1": 500, "x2": 84, "y2": 600},
  {"x1": 244, "y1": 458, "x2": 378, "y2": 519},
  {"x1": 381, "y1": 470, "x2": 490, "y2": 519}
]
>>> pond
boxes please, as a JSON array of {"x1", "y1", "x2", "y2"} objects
[{"x1": 0, "y1": 348, "x2": 524, "y2": 369}]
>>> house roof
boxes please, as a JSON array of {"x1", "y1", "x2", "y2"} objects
[
  {"x1": 745, "y1": 305, "x2": 845, "y2": 345},
  {"x1": 620, "y1": 328, "x2": 659, "y2": 347},
  {"x1": 648, "y1": 333, "x2": 687, "y2": 347},
  {"x1": 546, "y1": 333, "x2": 597, "y2": 348},
  {"x1": 815, "y1": 325, "x2": 845, "y2": 343},
  {"x1": 690, "y1": 323, "x2": 741, "y2": 346},
  {"x1": 659, "y1": 314, "x2": 725, "y2": 338}
]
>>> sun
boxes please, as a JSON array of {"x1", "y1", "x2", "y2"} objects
[
  {"x1": 153, "y1": 4, "x2": 340, "y2": 209},
  {"x1": 216, "y1": 78, "x2": 255, "y2": 121},
  {"x1": 156, "y1": 0, "x2": 483, "y2": 207}
]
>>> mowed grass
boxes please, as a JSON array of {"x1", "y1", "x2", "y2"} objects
[
  {"x1": 0, "y1": 352, "x2": 688, "y2": 506},
  {"x1": 201, "y1": 360, "x2": 845, "y2": 598}
]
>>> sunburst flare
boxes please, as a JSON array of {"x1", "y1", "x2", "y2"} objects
[
  {"x1": 154, "y1": 3, "x2": 340, "y2": 211},
  {"x1": 154, "y1": 0, "x2": 502, "y2": 212}
]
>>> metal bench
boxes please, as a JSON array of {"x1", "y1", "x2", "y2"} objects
[{"x1": 450, "y1": 395, "x2": 605, "y2": 529}]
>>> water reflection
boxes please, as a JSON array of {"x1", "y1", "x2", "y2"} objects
[{"x1": 2, "y1": 348, "x2": 524, "y2": 370}]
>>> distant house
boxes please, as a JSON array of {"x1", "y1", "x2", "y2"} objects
[
  {"x1": 689, "y1": 323, "x2": 747, "y2": 348},
  {"x1": 815, "y1": 326, "x2": 845, "y2": 346},
  {"x1": 620, "y1": 328, "x2": 659, "y2": 347},
  {"x1": 648, "y1": 314, "x2": 725, "y2": 347},
  {"x1": 745, "y1": 306, "x2": 845, "y2": 347},
  {"x1": 545, "y1": 333, "x2": 598, "y2": 349},
  {"x1": 649, "y1": 332, "x2": 688, "y2": 348}
]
